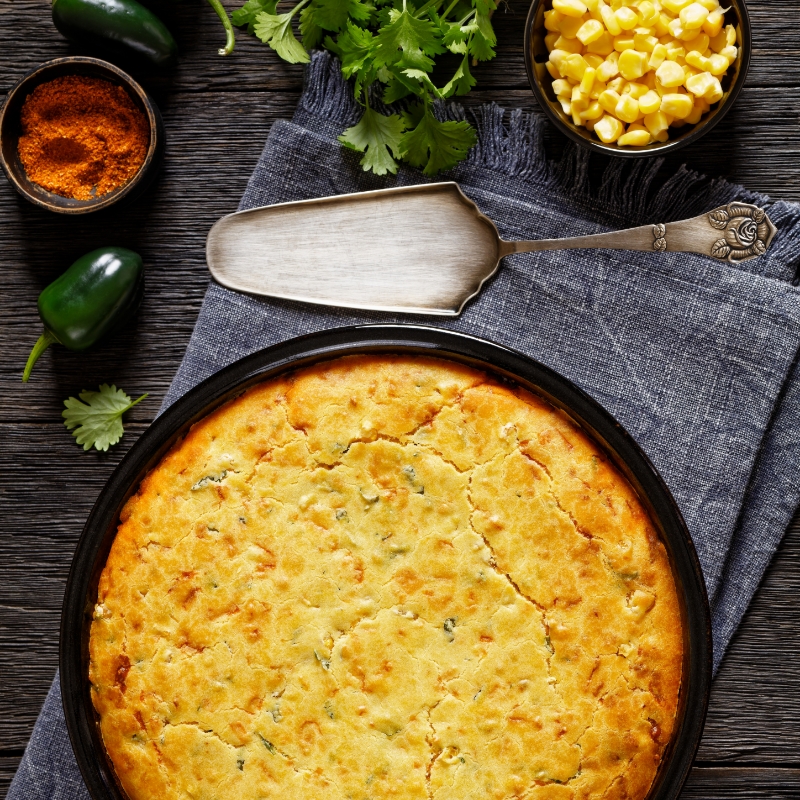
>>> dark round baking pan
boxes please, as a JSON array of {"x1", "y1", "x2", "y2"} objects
[
  {"x1": 0, "y1": 56, "x2": 164, "y2": 214},
  {"x1": 60, "y1": 324, "x2": 712, "y2": 800}
]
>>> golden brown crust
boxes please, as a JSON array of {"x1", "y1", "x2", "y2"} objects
[{"x1": 89, "y1": 355, "x2": 683, "y2": 800}]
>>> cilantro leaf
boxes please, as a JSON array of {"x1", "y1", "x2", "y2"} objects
[
  {"x1": 309, "y1": 0, "x2": 374, "y2": 32},
  {"x1": 254, "y1": 10, "x2": 311, "y2": 63},
  {"x1": 469, "y1": 29, "x2": 495, "y2": 61},
  {"x1": 440, "y1": 54, "x2": 476, "y2": 97},
  {"x1": 300, "y1": 5, "x2": 325, "y2": 49},
  {"x1": 339, "y1": 103, "x2": 405, "y2": 175},
  {"x1": 232, "y1": 0, "x2": 278, "y2": 32},
  {"x1": 400, "y1": 105, "x2": 476, "y2": 175},
  {"x1": 373, "y1": 5, "x2": 443, "y2": 71},
  {"x1": 62, "y1": 385, "x2": 148, "y2": 452},
  {"x1": 335, "y1": 21, "x2": 376, "y2": 78}
]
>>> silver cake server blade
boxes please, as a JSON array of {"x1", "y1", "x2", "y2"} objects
[{"x1": 206, "y1": 182, "x2": 777, "y2": 317}]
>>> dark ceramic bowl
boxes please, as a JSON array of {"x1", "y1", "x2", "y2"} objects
[
  {"x1": 60, "y1": 325, "x2": 712, "y2": 800},
  {"x1": 0, "y1": 56, "x2": 164, "y2": 214},
  {"x1": 524, "y1": 0, "x2": 751, "y2": 157}
]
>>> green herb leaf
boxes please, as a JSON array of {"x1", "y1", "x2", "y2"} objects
[
  {"x1": 339, "y1": 103, "x2": 405, "y2": 175},
  {"x1": 373, "y1": 5, "x2": 443, "y2": 71},
  {"x1": 254, "y1": 10, "x2": 311, "y2": 63},
  {"x1": 62, "y1": 385, "x2": 148, "y2": 452},
  {"x1": 440, "y1": 54, "x2": 476, "y2": 98},
  {"x1": 468, "y1": 29, "x2": 495, "y2": 61},
  {"x1": 400, "y1": 105, "x2": 476, "y2": 175},
  {"x1": 232, "y1": 0, "x2": 278, "y2": 32},
  {"x1": 310, "y1": 0, "x2": 374, "y2": 32}
]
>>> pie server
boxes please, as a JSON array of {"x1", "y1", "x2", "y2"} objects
[{"x1": 206, "y1": 181, "x2": 777, "y2": 317}]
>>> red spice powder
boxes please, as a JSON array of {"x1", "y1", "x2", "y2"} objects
[{"x1": 17, "y1": 75, "x2": 150, "y2": 201}]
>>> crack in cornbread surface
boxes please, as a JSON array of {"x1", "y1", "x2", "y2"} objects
[{"x1": 89, "y1": 355, "x2": 683, "y2": 800}]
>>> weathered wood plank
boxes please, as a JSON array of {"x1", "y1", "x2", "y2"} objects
[{"x1": 681, "y1": 767, "x2": 800, "y2": 798}]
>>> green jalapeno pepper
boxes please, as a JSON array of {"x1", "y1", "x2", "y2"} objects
[
  {"x1": 52, "y1": 0, "x2": 179, "y2": 68},
  {"x1": 23, "y1": 247, "x2": 144, "y2": 383}
]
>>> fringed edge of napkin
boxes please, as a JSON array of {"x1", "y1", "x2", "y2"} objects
[{"x1": 298, "y1": 51, "x2": 800, "y2": 282}]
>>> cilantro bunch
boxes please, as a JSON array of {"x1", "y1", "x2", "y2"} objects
[{"x1": 232, "y1": 0, "x2": 499, "y2": 175}]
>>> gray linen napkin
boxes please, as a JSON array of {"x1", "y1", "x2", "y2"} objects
[{"x1": 10, "y1": 51, "x2": 800, "y2": 800}]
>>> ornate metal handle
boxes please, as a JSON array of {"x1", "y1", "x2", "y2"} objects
[{"x1": 506, "y1": 202, "x2": 777, "y2": 264}]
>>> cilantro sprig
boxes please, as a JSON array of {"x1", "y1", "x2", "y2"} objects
[
  {"x1": 233, "y1": 0, "x2": 496, "y2": 175},
  {"x1": 62, "y1": 385, "x2": 148, "y2": 452}
]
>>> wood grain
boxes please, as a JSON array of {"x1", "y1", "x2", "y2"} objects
[{"x1": 1, "y1": 0, "x2": 800, "y2": 797}]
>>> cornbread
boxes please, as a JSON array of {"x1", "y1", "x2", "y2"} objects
[{"x1": 89, "y1": 355, "x2": 683, "y2": 800}]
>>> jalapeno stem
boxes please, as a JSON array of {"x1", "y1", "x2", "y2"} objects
[
  {"x1": 206, "y1": 0, "x2": 235, "y2": 55},
  {"x1": 23, "y1": 330, "x2": 58, "y2": 383}
]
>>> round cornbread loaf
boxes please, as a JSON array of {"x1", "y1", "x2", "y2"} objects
[{"x1": 89, "y1": 355, "x2": 683, "y2": 800}]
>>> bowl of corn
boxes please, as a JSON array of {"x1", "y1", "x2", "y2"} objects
[{"x1": 524, "y1": 0, "x2": 751, "y2": 154}]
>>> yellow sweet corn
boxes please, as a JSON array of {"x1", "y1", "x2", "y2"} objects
[
  {"x1": 596, "y1": 55, "x2": 620, "y2": 81},
  {"x1": 648, "y1": 42, "x2": 667, "y2": 68},
  {"x1": 559, "y1": 14, "x2": 586, "y2": 38},
  {"x1": 683, "y1": 32, "x2": 709, "y2": 52},
  {"x1": 559, "y1": 97, "x2": 573, "y2": 115},
  {"x1": 684, "y1": 101, "x2": 704, "y2": 123},
  {"x1": 615, "y1": 93, "x2": 640, "y2": 121},
  {"x1": 707, "y1": 52, "x2": 729, "y2": 75},
  {"x1": 552, "y1": 78, "x2": 573, "y2": 97},
  {"x1": 685, "y1": 50, "x2": 710, "y2": 70},
  {"x1": 590, "y1": 79, "x2": 608, "y2": 98},
  {"x1": 665, "y1": 44, "x2": 686, "y2": 60},
  {"x1": 584, "y1": 53, "x2": 605, "y2": 67},
  {"x1": 553, "y1": 0, "x2": 589, "y2": 17},
  {"x1": 600, "y1": 2, "x2": 623, "y2": 34},
  {"x1": 546, "y1": 60, "x2": 560, "y2": 79},
  {"x1": 618, "y1": 128, "x2": 652, "y2": 145},
  {"x1": 726, "y1": 24, "x2": 737, "y2": 46},
  {"x1": 661, "y1": 0, "x2": 692, "y2": 13},
  {"x1": 643, "y1": 109, "x2": 670, "y2": 134},
  {"x1": 580, "y1": 100, "x2": 605, "y2": 119},
  {"x1": 660, "y1": 92, "x2": 693, "y2": 118},
  {"x1": 615, "y1": 6, "x2": 639, "y2": 29},
  {"x1": 698, "y1": 0, "x2": 719, "y2": 10},
  {"x1": 576, "y1": 18, "x2": 605, "y2": 43},
  {"x1": 607, "y1": 75, "x2": 625, "y2": 91},
  {"x1": 624, "y1": 81, "x2": 649, "y2": 98},
  {"x1": 653, "y1": 12, "x2": 671, "y2": 35},
  {"x1": 586, "y1": 31, "x2": 616, "y2": 54},
  {"x1": 544, "y1": 9, "x2": 564, "y2": 31},
  {"x1": 720, "y1": 45, "x2": 738, "y2": 63},
  {"x1": 555, "y1": 35, "x2": 585, "y2": 53},
  {"x1": 580, "y1": 66, "x2": 597, "y2": 92},
  {"x1": 656, "y1": 60, "x2": 685, "y2": 86},
  {"x1": 584, "y1": 0, "x2": 600, "y2": 11},
  {"x1": 548, "y1": 49, "x2": 570, "y2": 72},
  {"x1": 572, "y1": 107, "x2": 584, "y2": 125},
  {"x1": 562, "y1": 53, "x2": 591, "y2": 80},
  {"x1": 595, "y1": 114, "x2": 625, "y2": 141},
  {"x1": 634, "y1": 32, "x2": 659, "y2": 52},
  {"x1": 638, "y1": 0, "x2": 659, "y2": 26},
  {"x1": 679, "y1": 2, "x2": 708, "y2": 29},
  {"x1": 638, "y1": 88, "x2": 662, "y2": 113},
  {"x1": 667, "y1": 18, "x2": 685, "y2": 38},
  {"x1": 704, "y1": 74, "x2": 723, "y2": 102},
  {"x1": 709, "y1": 27, "x2": 727, "y2": 52},
  {"x1": 614, "y1": 35, "x2": 636, "y2": 51},
  {"x1": 654, "y1": 129, "x2": 669, "y2": 141},
  {"x1": 545, "y1": 32, "x2": 560, "y2": 51},
  {"x1": 619, "y1": 48, "x2": 649, "y2": 79},
  {"x1": 598, "y1": 88, "x2": 622, "y2": 112},
  {"x1": 684, "y1": 70, "x2": 715, "y2": 96},
  {"x1": 702, "y1": 8, "x2": 724, "y2": 36}
]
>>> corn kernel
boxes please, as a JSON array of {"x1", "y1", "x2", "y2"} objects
[
  {"x1": 642, "y1": 70, "x2": 657, "y2": 89},
  {"x1": 615, "y1": 6, "x2": 639, "y2": 29},
  {"x1": 619, "y1": 49, "x2": 649, "y2": 79},
  {"x1": 559, "y1": 14, "x2": 586, "y2": 37},
  {"x1": 653, "y1": 12, "x2": 671, "y2": 35},
  {"x1": 680, "y1": 2, "x2": 708, "y2": 29},
  {"x1": 544, "y1": 9, "x2": 564, "y2": 31},
  {"x1": 590, "y1": 80, "x2": 608, "y2": 97},
  {"x1": 709, "y1": 28, "x2": 727, "y2": 52},
  {"x1": 559, "y1": 97, "x2": 573, "y2": 114},
  {"x1": 643, "y1": 109, "x2": 670, "y2": 134},
  {"x1": 638, "y1": 0, "x2": 659, "y2": 25},
  {"x1": 546, "y1": 60, "x2": 560, "y2": 78},
  {"x1": 656, "y1": 60, "x2": 685, "y2": 86},
  {"x1": 660, "y1": 92, "x2": 693, "y2": 118},
  {"x1": 638, "y1": 89, "x2": 662, "y2": 113},
  {"x1": 552, "y1": 78, "x2": 573, "y2": 97},
  {"x1": 580, "y1": 66, "x2": 597, "y2": 92},
  {"x1": 726, "y1": 24, "x2": 737, "y2": 46},
  {"x1": 555, "y1": 35, "x2": 585, "y2": 53},
  {"x1": 666, "y1": 45, "x2": 686, "y2": 61},
  {"x1": 702, "y1": 8, "x2": 724, "y2": 36},
  {"x1": 684, "y1": 101, "x2": 704, "y2": 123},
  {"x1": 584, "y1": 0, "x2": 600, "y2": 10},
  {"x1": 615, "y1": 93, "x2": 640, "y2": 121},
  {"x1": 595, "y1": 114, "x2": 625, "y2": 141},
  {"x1": 667, "y1": 18, "x2": 685, "y2": 38},
  {"x1": 719, "y1": 45, "x2": 738, "y2": 63},
  {"x1": 683, "y1": 32, "x2": 709, "y2": 52},
  {"x1": 562, "y1": 53, "x2": 591, "y2": 80},
  {"x1": 600, "y1": 2, "x2": 623, "y2": 34},
  {"x1": 707, "y1": 52, "x2": 729, "y2": 75},
  {"x1": 661, "y1": 0, "x2": 692, "y2": 12},
  {"x1": 598, "y1": 88, "x2": 622, "y2": 112},
  {"x1": 624, "y1": 81, "x2": 649, "y2": 98},
  {"x1": 584, "y1": 117, "x2": 600, "y2": 131},
  {"x1": 685, "y1": 50, "x2": 710, "y2": 70},
  {"x1": 576, "y1": 18, "x2": 605, "y2": 43},
  {"x1": 586, "y1": 31, "x2": 616, "y2": 54},
  {"x1": 545, "y1": 32, "x2": 560, "y2": 50},
  {"x1": 584, "y1": 53, "x2": 605, "y2": 67},
  {"x1": 580, "y1": 100, "x2": 605, "y2": 119},
  {"x1": 684, "y1": 70, "x2": 715, "y2": 96},
  {"x1": 648, "y1": 42, "x2": 667, "y2": 68},
  {"x1": 618, "y1": 128, "x2": 652, "y2": 145},
  {"x1": 572, "y1": 108, "x2": 584, "y2": 125},
  {"x1": 704, "y1": 74, "x2": 723, "y2": 102},
  {"x1": 553, "y1": 0, "x2": 589, "y2": 17},
  {"x1": 653, "y1": 128, "x2": 669, "y2": 141},
  {"x1": 698, "y1": 0, "x2": 719, "y2": 10},
  {"x1": 548, "y1": 49, "x2": 570, "y2": 72},
  {"x1": 634, "y1": 32, "x2": 658, "y2": 52},
  {"x1": 596, "y1": 56, "x2": 620, "y2": 81},
  {"x1": 607, "y1": 76, "x2": 625, "y2": 91},
  {"x1": 614, "y1": 35, "x2": 636, "y2": 51}
]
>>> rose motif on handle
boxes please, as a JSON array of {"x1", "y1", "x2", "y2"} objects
[
  {"x1": 652, "y1": 224, "x2": 667, "y2": 252},
  {"x1": 707, "y1": 203, "x2": 774, "y2": 263}
]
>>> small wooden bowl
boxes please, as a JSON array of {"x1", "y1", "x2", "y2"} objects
[
  {"x1": 0, "y1": 56, "x2": 164, "y2": 214},
  {"x1": 524, "y1": 0, "x2": 752, "y2": 157}
]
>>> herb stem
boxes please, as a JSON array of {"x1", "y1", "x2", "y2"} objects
[
  {"x1": 22, "y1": 330, "x2": 58, "y2": 383},
  {"x1": 206, "y1": 0, "x2": 236, "y2": 55}
]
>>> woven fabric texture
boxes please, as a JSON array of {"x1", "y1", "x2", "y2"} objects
[{"x1": 10, "y1": 51, "x2": 800, "y2": 800}]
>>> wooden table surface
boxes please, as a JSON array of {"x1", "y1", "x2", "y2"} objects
[{"x1": 1, "y1": 1, "x2": 799, "y2": 797}]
